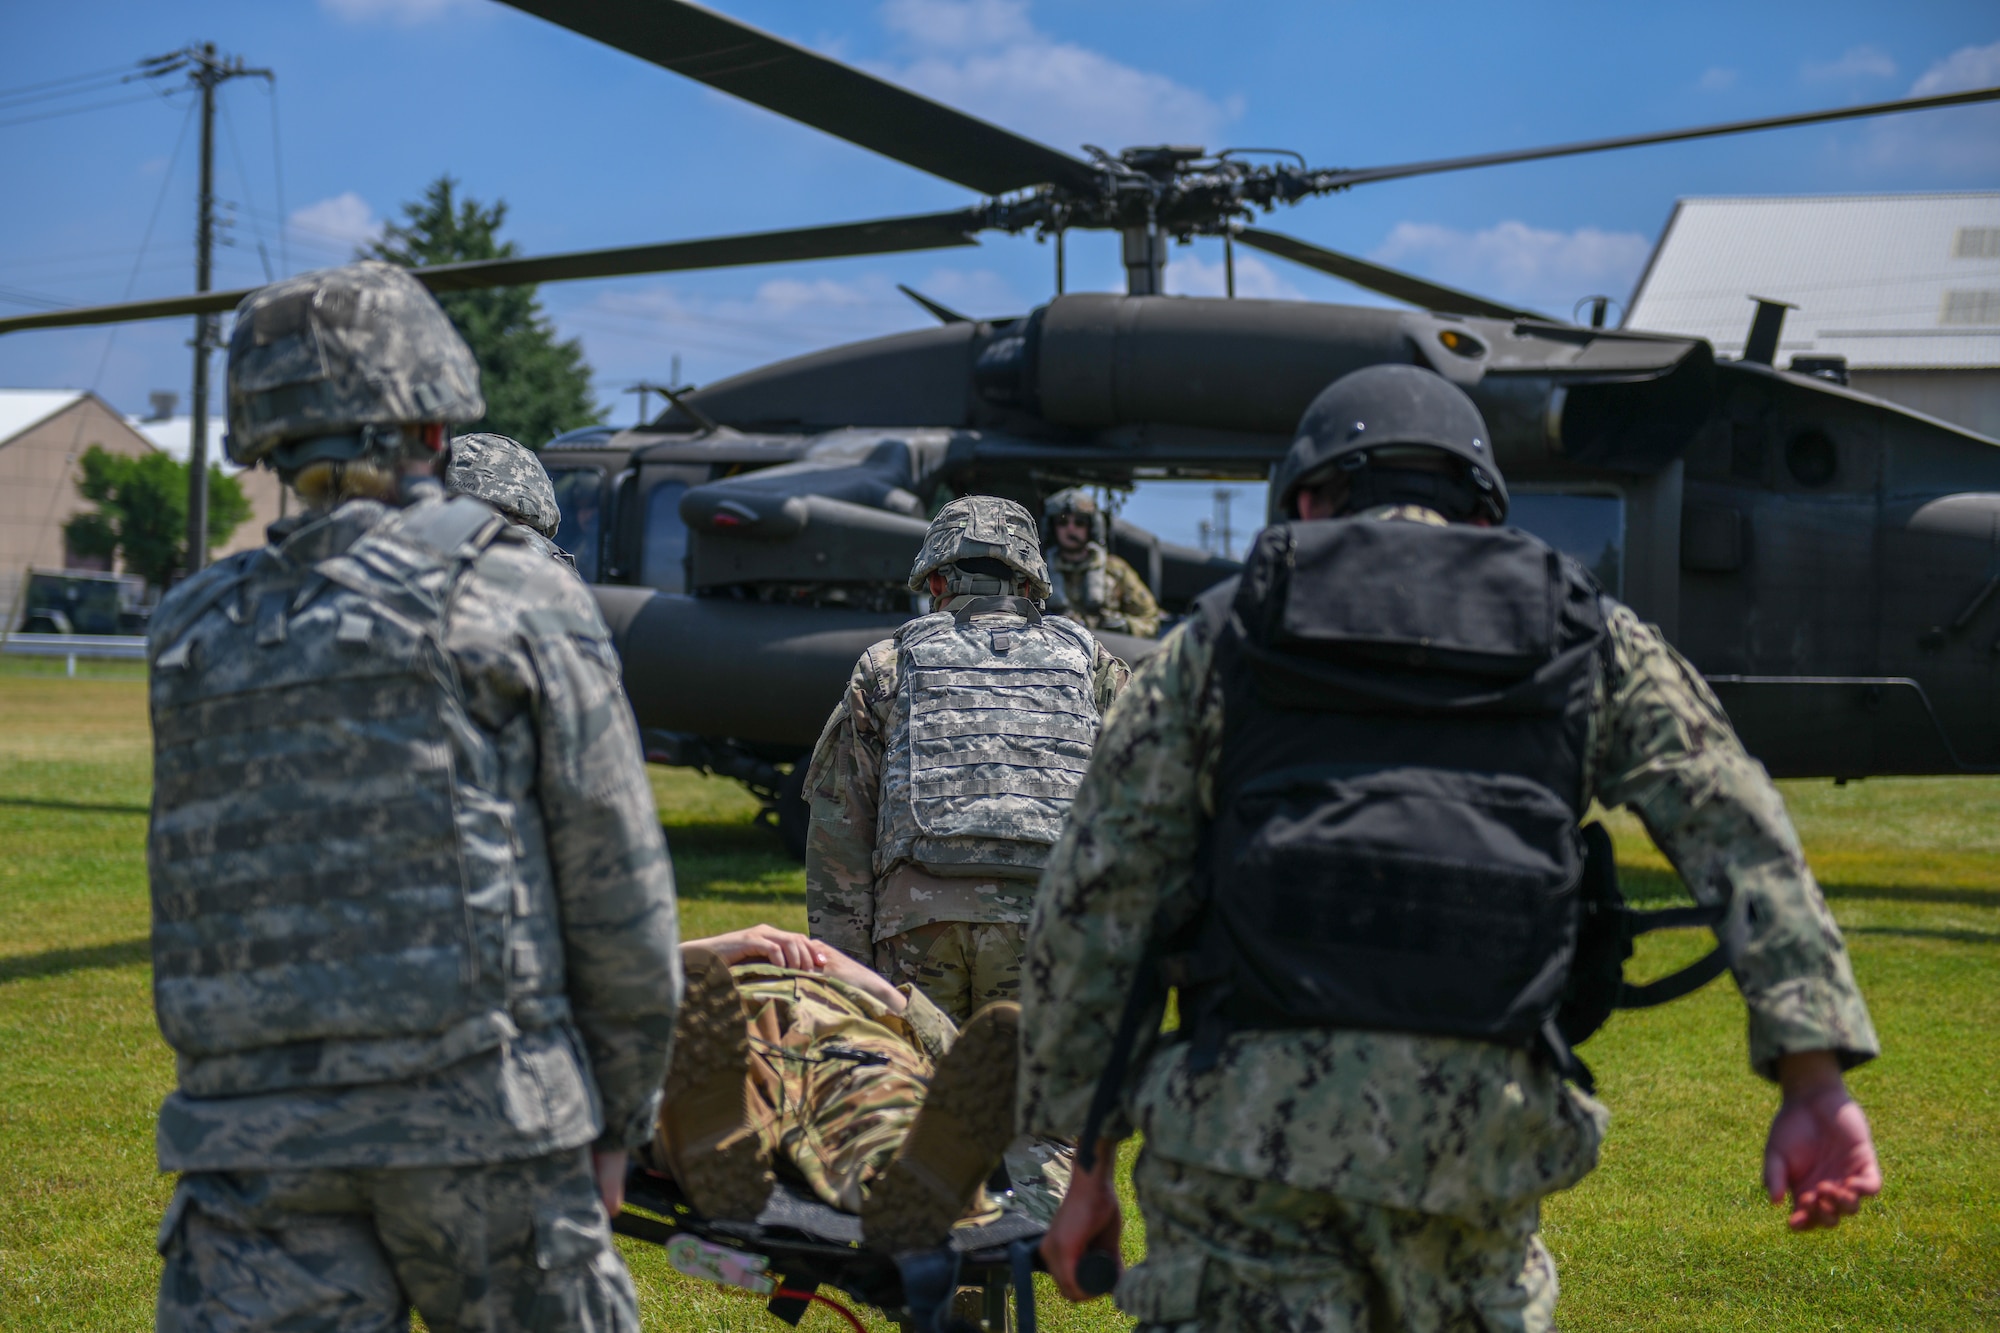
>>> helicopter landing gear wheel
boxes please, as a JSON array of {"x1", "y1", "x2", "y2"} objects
[{"x1": 774, "y1": 763, "x2": 809, "y2": 863}]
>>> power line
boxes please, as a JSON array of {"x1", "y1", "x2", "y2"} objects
[
  {"x1": 0, "y1": 90, "x2": 174, "y2": 132},
  {"x1": 0, "y1": 60, "x2": 148, "y2": 104}
]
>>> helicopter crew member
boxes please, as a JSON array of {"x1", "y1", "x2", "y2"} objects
[
  {"x1": 147, "y1": 262, "x2": 682, "y2": 1333},
  {"x1": 803, "y1": 495, "x2": 1129, "y2": 1024},
  {"x1": 446, "y1": 430, "x2": 573, "y2": 566},
  {"x1": 1024, "y1": 365, "x2": 1882, "y2": 1331},
  {"x1": 1043, "y1": 488, "x2": 1162, "y2": 638}
]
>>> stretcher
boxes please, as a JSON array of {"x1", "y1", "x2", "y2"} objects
[{"x1": 613, "y1": 1163, "x2": 1112, "y2": 1332}]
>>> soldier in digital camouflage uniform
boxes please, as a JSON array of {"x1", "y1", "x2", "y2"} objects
[
  {"x1": 148, "y1": 261, "x2": 682, "y2": 1333},
  {"x1": 1025, "y1": 364, "x2": 1883, "y2": 1332},
  {"x1": 648, "y1": 925, "x2": 1061, "y2": 1253},
  {"x1": 1043, "y1": 488, "x2": 1161, "y2": 638},
  {"x1": 803, "y1": 495, "x2": 1130, "y2": 1024},
  {"x1": 446, "y1": 430, "x2": 574, "y2": 566}
]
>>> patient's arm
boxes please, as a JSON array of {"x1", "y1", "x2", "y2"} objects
[{"x1": 688, "y1": 924, "x2": 907, "y2": 1014}]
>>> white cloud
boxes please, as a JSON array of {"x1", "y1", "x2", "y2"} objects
[
  {"x1": 1165, "y1": 250, "x2": 1304, "y2": 301},
  {"x1": 1696, "y1": 66, "x2": 1738, "y2": 92},
  {"x1": 287, "y1": 193, "x2": 383, "y2": 251},
  {"x1": 1859, "y1": 41, "x2": 2000, "y2": 174},
  {"x1": 318, "y1": 0, "x2": 480, "y2": 24},
  {"x1": 1372, "y1": 220, "x2": 1652, "y2": 314},
  {"x1": 1802, "y1": 45, "x2": 1898, "y2": 82},
  {"x1": 874, "y1": 0, "x2": 1239, "y2": 152},
  {"x1": 1909, "y1": 38, "x2": 2000, "y2": 95}
]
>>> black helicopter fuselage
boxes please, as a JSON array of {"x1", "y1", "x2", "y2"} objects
[{"x1": 546, "y1": 292, "x2": 2000, "y2": 813}]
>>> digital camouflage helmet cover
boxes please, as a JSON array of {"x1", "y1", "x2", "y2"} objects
[
  {"x1": 447, "y1": 433, "x2": 562, "y2": 538},
  {"x1": 908, "y1": 495, "x2": 1051, "y2": 600},
  {"x1": 225, "y1": 261, "x2": 484, "y2": 471}
]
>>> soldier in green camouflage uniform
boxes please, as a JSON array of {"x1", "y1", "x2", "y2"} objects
[
  {"x1": 1044, "y1": 489, "x2": 1162, "y2": 638},
  {"x1": 804, "y1": 496, "x2": 1129, "y2": 1023},
  {"x1": 446, "y1": 431, "x2": 574, "y2": 566},
  {"x1": 150, "y1": 263, "x2": 682, "y2": 1333},
  {"x1": 1024, "y1": 366, "x2": 1882, "y2": 1331},
  {"x1": 649, "y1": 925, "x2": 1066, "y2": 1228}
]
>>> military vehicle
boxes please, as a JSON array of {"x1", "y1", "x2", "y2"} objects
[{"x1": 6, "y1": 2, "x2": 1998, "y2": 855}]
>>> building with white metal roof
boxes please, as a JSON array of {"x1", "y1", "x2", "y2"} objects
[{"x1": 1625, "y1": 193, "x2": 2000, "y2": 439}]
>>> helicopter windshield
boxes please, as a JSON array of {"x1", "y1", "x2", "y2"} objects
[
  {"x1": 548, "y1": 467, "x2": 605, "y2": 583},
  {"x1": 642, "y1": 481, "x2": 691, "y2": 593},
  {"x1": 1509, "y1": 493, "x2": 1624, "y2": 597}
]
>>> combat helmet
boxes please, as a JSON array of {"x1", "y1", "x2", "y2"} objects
[
  {"x1": 1270, "y1": 364, "x2": 1508, "y2": 524},
  {"x1": 908, "y1": 495, "x2": 1051, "y2": 601},
  {"x1": 225, "y1": 260, "x2": 484, "y2": 472},
  {"x1": 1043, "y1": 487, "x2": 1106, "y2": 545},
  {"x1": 447, "y1": 433, "x2": 561, "y2": 538}
]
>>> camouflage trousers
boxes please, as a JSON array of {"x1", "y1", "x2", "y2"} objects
[
  {"x1": 155, "y1": 1148, "x2": 636, "y2": 1333},
  {"x1": 874, "y1": 920, "x2": 1027, "y2": 1025},
  {"x1": 1116, "y1": 1151, "x2": 1557, "y2": 1333},
  {"x1": 676, "y1": 965, "x2": 1066, "y2": 1222}
]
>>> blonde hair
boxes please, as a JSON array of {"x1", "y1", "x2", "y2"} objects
[{"x1": 287, "y1": 457, "x2": 401, "y2": 508}]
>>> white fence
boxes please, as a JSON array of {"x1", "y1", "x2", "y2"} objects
[{"x1": 2, "y1": 633, "x2": 147, "y2": 674}]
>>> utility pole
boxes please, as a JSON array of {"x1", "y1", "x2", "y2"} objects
[{"x1": 144, "y1": 45, "x2": 272, "y2": 577}]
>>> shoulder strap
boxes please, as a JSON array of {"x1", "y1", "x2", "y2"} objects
[{"x1": 389, "y1": 495, "x2": 505, "y2": 558}]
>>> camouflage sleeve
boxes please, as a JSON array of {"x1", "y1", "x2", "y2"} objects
[
  {"x1": 1592, "y1": 601, "x2": 1879, "y2": 1081},
  {"x1": 1105, "y1": 554, "x2": 1162, "y2": 638},
  {"x1": 468, "y1": 547, "x2": 684, "y2": 1153},
  {"x1": 1020, "y1": 617, "x2": 1218, "y2": 1141},
  {"x1": 804, "y1": 644, "x2": 894, "y2": 964},
  {"x1": 1090, "y1": 637, "x2": 1133, "y2": 715}
]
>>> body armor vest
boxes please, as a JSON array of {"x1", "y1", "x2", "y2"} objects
[
  {"x1": 875, "y1": 596, "x2": 1101, "y2": 881},
  {"x1": 148, "y1": 497, "x2": 569, "y2": 1098},
  {"x1": 1180, "y1": 518, "x2": 1607, "y2": 1052},
  {"x1": 1050, "y1": 545, "x2": 1111, "y2": 617}
]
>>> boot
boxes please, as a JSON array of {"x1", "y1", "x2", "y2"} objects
[
  {"x1": 862, "y1": 1000, "x2": 1021, "y2": 1254},
  {"x1": 657, "y1": 945, "x2": 772, "y2": 1221}
]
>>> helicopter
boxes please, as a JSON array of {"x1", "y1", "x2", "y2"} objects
[{"x1": 6, "y1": 1, "x2": 2000, "y2": 857}]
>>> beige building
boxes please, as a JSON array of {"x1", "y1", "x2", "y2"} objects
[{"x1": 0, "y1": 390, "x2": 283, "y2": 627}]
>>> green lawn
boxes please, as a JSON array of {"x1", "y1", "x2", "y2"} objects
[{"x1": 0, "y1": 663, "x2": 1993, "y2": 1329}]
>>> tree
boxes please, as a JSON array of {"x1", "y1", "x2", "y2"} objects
[
  {"x1": 366, "y1": 176, "x2": 601, "y2": 447},
  {"x1": 63, "y1": 446, "x2": 252, "y2": 590}
]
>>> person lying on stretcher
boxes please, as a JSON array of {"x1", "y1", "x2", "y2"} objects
[{"x1": 646, "y1": 926, "x2": 1069, "y2": 1254}]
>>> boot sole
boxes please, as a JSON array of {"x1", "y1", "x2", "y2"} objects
[
  {"x1": 659, "y1": 946, "x2": 772, "y2": 1221},
  {"x1": 862, "y1": 1001, "x2": 1021, "y2": 1254}
]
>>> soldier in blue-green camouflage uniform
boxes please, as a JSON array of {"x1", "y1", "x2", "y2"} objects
[
  {"x1": 149, "y1": 262, "x2": 682, "y2": 1332},
  {"x1": 1025, "y1": 365, "x2": 1884, "y2": 1332},
  {"x1": 804, "y1": 495, "x2": 1129, "y2": 1023}
]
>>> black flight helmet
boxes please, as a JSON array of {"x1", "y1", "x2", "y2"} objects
[{"x1": 1270, "y1": 364, "x2": 1508, "y2": 524}]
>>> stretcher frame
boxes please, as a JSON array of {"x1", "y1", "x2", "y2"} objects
[{"x1": 613, "y1": 1163, "x2": 1054, "y2": 1332}]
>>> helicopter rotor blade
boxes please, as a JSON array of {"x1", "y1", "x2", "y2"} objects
[
  {"x1": 0, "y1": 210, "x2": 984, "y2": 335},
  {"x1": 1235, "y1": 228, "x2": 1547, "y2": 321},
  {"x1": 1318, "y1": 85, "x2": 2000, "y2": 190},
  {"x1": 498, "y1": 0, "x2": 1099, "y2": 197}
]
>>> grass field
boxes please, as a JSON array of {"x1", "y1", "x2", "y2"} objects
[{"x1": 1, "y1": 661, "x2": 1994, "y2": 1330}]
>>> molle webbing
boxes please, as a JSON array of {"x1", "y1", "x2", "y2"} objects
[
  {"x1": 1184, "y1": 519, "x2": 1606, "y2": 1056},
  {"x1": 875, "y1": 601, "x2": 1101, "y2": 880},
  {"x1": 146, "y1": 498, "x2": 553, "y2": 1093}
]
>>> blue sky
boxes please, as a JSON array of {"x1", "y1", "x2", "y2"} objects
[{"x1": 1, "y1": 0, "x2": 1995, "y2": 547}]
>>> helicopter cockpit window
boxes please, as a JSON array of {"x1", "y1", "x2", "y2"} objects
[
  {"x1": 1509, "y1": 492, "x2": 1624, "y2": 597},
  {"x1": 547, "y1": 467, "x2": 604, "y2": 583},
  {"x1": 641, "y1": 481, "x2": 690, "y2": 594}
]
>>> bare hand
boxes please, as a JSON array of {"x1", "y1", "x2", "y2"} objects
[
  {"x1": 694, "y1": 924, "x2": 830, "y2": 972},
  {"x1": 593, "y1": 1149, "x2": 627, "y2": 1218},
  {"x1": 1765, "y1": 1051, "x2": 1882, "y2": 1231},
  {"x1": 1040, "y1": 1139, "x2": 1123, "y2": 1302}
]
